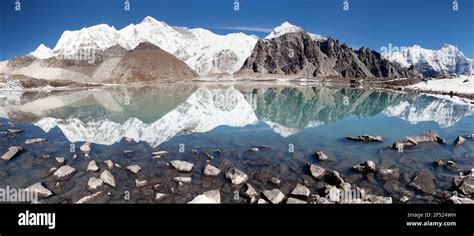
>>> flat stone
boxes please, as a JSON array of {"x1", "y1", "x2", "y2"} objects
[
  {"x1": 25, "y1": 138, "x2": 46, "y2": 145},
  {"x1": 152, "y1": 150, "x2": 168, "y2": 156},
  {"x1": 25, "y1": 182, "x2": 53, "y2": 198},
  {"x1": 52, "y1": 165, "x2": 76, "y2": 180},
  {"x1": 225, "y1": 168, "x2": 248, "y2": 185},
  {"x1": 76, "y1": 191, "x2": 104, "y2": 204},
  {"x1": 391, "y1": 131, "x2": 446, "y2": 149},
  {"x1": 346, "y1": 135, "x2": 383, "y2": 143},
  {"x1": 135, "y1": 179, "x2": 148, "y2": 188},
  {"x1": 155, "y1": 193, "x2": 167, "y2": 202},
  {"x1": 286, "y1": 197, "x2": 307, "y2": 204},
  {"x1": 173, "y1": 176, "x2": 192, "y2": 183},
  {"x1": 270, "y1": 177, "x2": 281, "y2": 185},
  {"x1": 257, "y1": 198, "x2": 269, "y2": 204},
  {"x1": 87, "y1": 160, "x2": 99, "y2": 172},
  {"x1": 203, "y1": 164, "x2": 221, "y2": 177},
  {"x1": 188, "y1": 190, "x2": 221, "y2": 204},
  {"x1": 7, "y1": 129, "x2": 22, "y2": 134},
  {"x1": 100, "y1": 170, "x2": 116, "y2": 188},
  {"x1": 263, "y1": 189, "x2": 285, "y2": 204},
  {"x1": 309, "y1": 164, "x2": 325, "y2": 179},
  {"x1": 170, "y1": 160, "x2": 194, "y2": 172},
  {"x1": 1, "y1": 146, "x2": 22, "y2": 161},
  {"x1": 291, "y1": 183, "x2": 310, "y2": 197},
  {"x1": 126, "y1": 164, "x2": 142, "y2": 174},
  {"x1": 87, "y1": 177, "x2": 103, "y2": 191}
]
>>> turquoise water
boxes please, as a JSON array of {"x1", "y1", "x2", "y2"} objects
[{"x1": 0, "y1": 82, "x2": 473, "y2": 203}]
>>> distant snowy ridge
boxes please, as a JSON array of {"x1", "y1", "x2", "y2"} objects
[
  {"x1": 385, "y1": 44, "x2": 474, "y2": 77},
  {"x1": 47, "y1": 16, "x2": 258, "y2": 75}
]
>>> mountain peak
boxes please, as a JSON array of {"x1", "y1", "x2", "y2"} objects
[
  {"x1": 265, "y1": 21, "x2": 304, "y2": 39},
  {"x1": 142, "y1": 16, "x2": 159, "y2": 24},
  {"x1": 30, "y1": 44, "x2": 54, "y2": 59}
]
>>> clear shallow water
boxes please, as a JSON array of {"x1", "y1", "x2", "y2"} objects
[{"x1": 0, "y1": 82, "x2": 473, "y2": 203}]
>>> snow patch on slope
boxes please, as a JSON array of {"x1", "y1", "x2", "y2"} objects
[{"x1": 408, "y1": 75, "x2": 474, "y2": 95}]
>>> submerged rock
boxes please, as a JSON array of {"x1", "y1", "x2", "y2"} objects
[
  {"x1": 453, "y1": 136, "x2": 465, "y2": 146},
  {"x1": 87, "y1": 160, "x2": 99, "y2": 172},
  {"x1": 126, "y1": 164, "x2": 142, "y2": 174},
  {"x1": 376, "y1": 168, "x2": 400, "y2": 181},
  {"x1": 52, "y1": 165, "x2": 76, "y2": 180},
  {"x1": 263, "y1": 189, "x2": 285, "y2": 204},
  {"x1": 391, "y1": 131, "x2": 446, "y2": 150},
  {"x1": 309, "y1": 164, "x2": 325, "y2": 179},
  {"x1": 270, "y1": 177, "x2": 281, "y2": 185},
  {"x1": 433, "y1": 159, "x2": 445, "y2": 166},
  {"x1": 291, "y1": 183, "x2": 310, "y2": 197},
  {"x1": 352, "y1": 160, "x2": 376, "y2": 173},
  {"x1": 1, "y1": 146, "x2": 22, "y2": 161},
  {"x1": 25, "y1": 138, "x2": 46, "y2": 145},
  {"x1": 325, "y1": 170, "x2": 345, "y2": 186},
  {"x1": 100, "y1": 170, "x2": 116, "y2": 188},
  {"x1": 408, "y1": 170, "x2": 435, "y2": 194},
  {"x1": 26, "y1": 182, "x2": 53, "y2": 198},
  {"x1": 188, "y1": 190, "x2": 221, "y2": 204},
  {"x1": 225, "y1": 168, "x2": 248, "y2": 185},
  {"x1": 170, "y1": 160, "x2": 194, "y2": 172},
  {"x1": 458, "y1": 176, "x2": 474, "y2": 195},
  {"x1": 315, "y1": 151, "x2": 329, "y2": 161},
  {"x1": 203, "y1": 164, "x2": 221, "y2": 177},
  {"x1": 346, "y1": 135, "x2": 383, "y2": 143}
]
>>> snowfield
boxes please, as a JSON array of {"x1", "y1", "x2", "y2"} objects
[{"x1": 408, "y1": 75, "x2": 474, "y2": 95}]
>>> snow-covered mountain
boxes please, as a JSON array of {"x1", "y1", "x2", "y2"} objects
[
  {"x1": 265, "y1": 21, "x2": 326, "y2": 41},
  {"x1": 48, "y1": 16, "x2": 258, "y2": 75},
  {"x1": 384, "y1": 44, "x2": 474, "y2": 77},
  {"x1": 30, "y1": 44, "x2": 54, "y2": 59}
]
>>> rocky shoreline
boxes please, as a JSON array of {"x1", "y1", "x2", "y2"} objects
[{"x1": 1, "y1": 120, "x2": 473, "y2": 204}]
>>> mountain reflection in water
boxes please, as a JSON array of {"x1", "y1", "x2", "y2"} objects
[{"x1": 0, "y1": 83, "x2": 472, "y2": 148}]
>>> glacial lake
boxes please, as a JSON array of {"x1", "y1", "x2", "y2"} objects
[{"x1": 0, "y1": 82, "x2": 473, "y2": 203}]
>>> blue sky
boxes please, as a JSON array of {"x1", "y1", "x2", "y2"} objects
[{"x1": 0, "y1": 0, "x2": 473, "y2": 60}]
